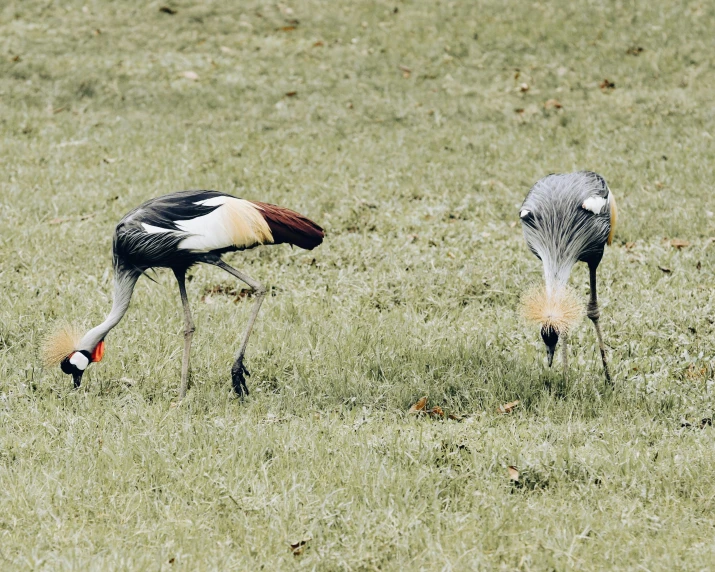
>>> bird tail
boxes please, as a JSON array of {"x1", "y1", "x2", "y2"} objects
[{"x1": 251, "y1": 202, "x2": 324, "y2": 250}]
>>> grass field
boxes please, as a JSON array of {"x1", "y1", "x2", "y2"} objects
[{"x1": 1, "y1": 0, "x2": 714, "y2": 569}]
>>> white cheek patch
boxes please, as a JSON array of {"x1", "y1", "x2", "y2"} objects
[
  {"x1": 520, "y1": 209, "x2": 531, "y2": 218},
  {"x1": 582, "y1": 196, "x2": 608, "y2": 214},
  {"x1": 69, "y1": 352, "x2": 89, "y2": 371}
]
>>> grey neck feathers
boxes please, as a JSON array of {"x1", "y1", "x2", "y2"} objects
[{"x1": 79, "y1": 270, "x2": 139, "y2": 352}]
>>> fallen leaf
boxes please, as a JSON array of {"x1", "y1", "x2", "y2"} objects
[
  {"x1": 625, "y1": 241, "x2": 636, "y2": 249},
  {"x1": 181, "y1": 71, "x2": 199, "y2": 81},
  {"x1": 428, "y1": 406, "x2": 444, "y2": 418},
  {"x1": 508, "y1": 466, "x2": 519, "y2": 481},
  {"x1": 543, "y1": 98, "x2": 562, "y2": 109},
  {"x1": 280, "y1": 25, "x2": 296, "y2": 32},
  {"x1": 658, "y1": 266, "x2": 672, "y2": 273},
  {"x1": 409, "y1": 397, "x2": 428, "y2": 414},
  {"x1": 12, "y1": 54, "x2": 21, "y2": 62},
  {"x1": 159, "y1": 6, "x2": 177, "y2": 15},
  {"x1": 285, "y1": 91, "x2": 297, "y2": 97},
  {"x1": 497, "y1": 400, "x2": 520, "y2": 414},
  {"x1": 49, "y1": 214, "x2": 95, "y2": 225},
  {"x1": 600, "y1": 79, "x2": 615, "y2": 91},
  {"x1": 670, "y1": 238, "x2": 690, "y2": 249},
  {"x1": 290, "y1": 537, "x2": 311, "y2": 556},
  {"x1": 313, "y1": 41, "x2": 324, "y2": 47}
]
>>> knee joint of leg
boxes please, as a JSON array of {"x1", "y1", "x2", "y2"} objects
[
  {"x1": 587, "y1": 302, "x2": 600, "y2": 321},
  {"x1": 185, "y1": 326, "x2": 196, "y2": 337},
  {"x1": 255, "y1": 284, "x2": 267, "y2": 297}
]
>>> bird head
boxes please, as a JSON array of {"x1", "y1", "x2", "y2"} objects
[
  {"x1": 42, "y1": 324, "x2": 105, "y2": 387},
  {"x1": 521, "y1": 284, "x2": 583, "y2": 366}
]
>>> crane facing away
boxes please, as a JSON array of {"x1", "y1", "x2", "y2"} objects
[
  {"x1": 43, "y1": 190, "x2": 324, "y2": 398},
  {"x1": 519, "y1": 171, "x2": 616, "y2": 384}
]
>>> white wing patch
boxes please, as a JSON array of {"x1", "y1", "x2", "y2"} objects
[
  {"x1": 142, "y1": 223, "x2": 173, "y2": 234},
  {"x1": 581, "y1": 196, "x2": 608, "y2": 214},
  {"x1": 520, "y1": 209, "x2": 531, "y2": 218},
  {"x1": 176, "y1": 196, "x2": 274, "y2": 252},
  {"x1": 69, "y1": 352, "x2": 89, "y2": 371}
]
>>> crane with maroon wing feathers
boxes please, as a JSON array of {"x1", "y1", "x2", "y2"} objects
[{"x1": 43, "y1": 190, "x2": 324, "y2": 398}]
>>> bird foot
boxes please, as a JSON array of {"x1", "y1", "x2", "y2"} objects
[{"x1": 231, "y1": 359, "x2": 250, "y2": 397}]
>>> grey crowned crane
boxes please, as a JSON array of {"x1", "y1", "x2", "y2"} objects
[
  {"x1": 43, "y1": 190, "x2": 324, "y2": 398},
  {"x1": 519, "y1": 171, "x2": 617, "y2": 384}
]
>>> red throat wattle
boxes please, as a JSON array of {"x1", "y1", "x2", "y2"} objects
[{"x1": 91, "y1": 340, "x2": 105, "y2": 363}]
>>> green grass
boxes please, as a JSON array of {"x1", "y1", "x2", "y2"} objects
[{"x1": 1, "y1": 0, "x2": 714, "y2": 569}]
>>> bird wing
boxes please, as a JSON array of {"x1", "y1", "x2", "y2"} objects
[
  {"x1": 250, "y1": 201, "x2": 324, "y2": 250},
  {"x1": 115, "y1": 191, "x2": 323, "y2": 264},
  {"x1": 607, "y1": 191, "x2": 617, "y2": 246}
]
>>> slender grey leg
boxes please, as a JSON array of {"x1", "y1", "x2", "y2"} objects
[
  {"x1": 174, "y1": 268, "x2": 195, "y2": 399},
  {"x1": 587, "y1": 264, "x2": 612, "y2": 385},
  {"x1": 561, "y1": 331, "x2": 568, "y2": 385},
  {"x1": 211, "y1": 259, "x2": 267, "y2": 396}
]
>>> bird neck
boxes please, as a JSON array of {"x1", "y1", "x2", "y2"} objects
[
  {"x1": 79, "y1": 270, "x2": 140, "y2": 352},
  {"x1": 542, "y1": 257, "x2": 575, "y2": 298}
]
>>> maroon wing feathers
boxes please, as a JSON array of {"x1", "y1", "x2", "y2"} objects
[{"x1": 251, "y1": 202, "x2": 324, "y2": 250}]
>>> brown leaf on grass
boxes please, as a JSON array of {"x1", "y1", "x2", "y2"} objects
[
  {"x1": 49, "y1": 214, "x2": 95, "y2": 225},
  {"x1": 544, "y1": 99, "x2": 562, "y2": 109},
  {"x1": 285, "y1": 91, "x2": 297, "y2": 97},
  {"x1": 658, "y1": 266, "x2": 672, "y2": 273},
  {"x1": 280, "y1": 25, "x2": 296, "y2": 32},
  {"x1": 507, "y1": 466, "x2": 520, "y2": 481},
  {"x1": 313, "y1": 41, "x2": 324, "y2": 47},
  {"x1": 600, "y1": 79, "x2": 616, "y2": 91},
  {"x1": 290, "y1": 537, "x2": 311, "y2": 556},
  {"x1": 409, "y1": 397, "x2": 428, "y2": 414},
  {"x1": 159, "y1": 6, "x2": 177, "y2": 15},
  {"x1": 428, "y1": 406, "x2": 444, "y2": 418},
  {"x1": 201, "y1": 284, "x2": 252, "y2": 303},
  {"x1": 625, "y1": 241, "x2": 636, "y2": 250},
  {"x1": 497, "y1": 400, "x2": 520, "y2": 414},
  {"x1": 670, "y1": 238, "x2": 690, "y2": 249}
]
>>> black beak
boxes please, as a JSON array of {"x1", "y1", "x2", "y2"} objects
[
  {"x1": 72, "y1": 371, "x2": 83, "y2": 388},
  {"x1": 546, "y1": 344, "x2": 556, "y2": 367},
  {"x1": 541, "y1": 326, "x2": 559, "y2": 368}
]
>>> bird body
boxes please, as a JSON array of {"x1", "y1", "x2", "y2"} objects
[
  {"x1": 115, "y1": 190, "x2": 322, "y2": 269},
  {"x1": 44, "y1": 190, "x2": 324, "y2": 395},
  {"x1": 519, "y1": 171, "x2": 616, "y2": 382}
]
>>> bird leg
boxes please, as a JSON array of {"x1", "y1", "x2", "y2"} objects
[
  {"x1": 587, "y1": 264, "x2": 612, "y2": 385},
  {"x1": 212, "y1": 259, "x2": 267, "y2": 397},
  {"x1": 174, "y1": 269, "x2": 195, "y2": 399},
  {"x1": 561, "y1": 331, "x2": 568, "y2": 385}
]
